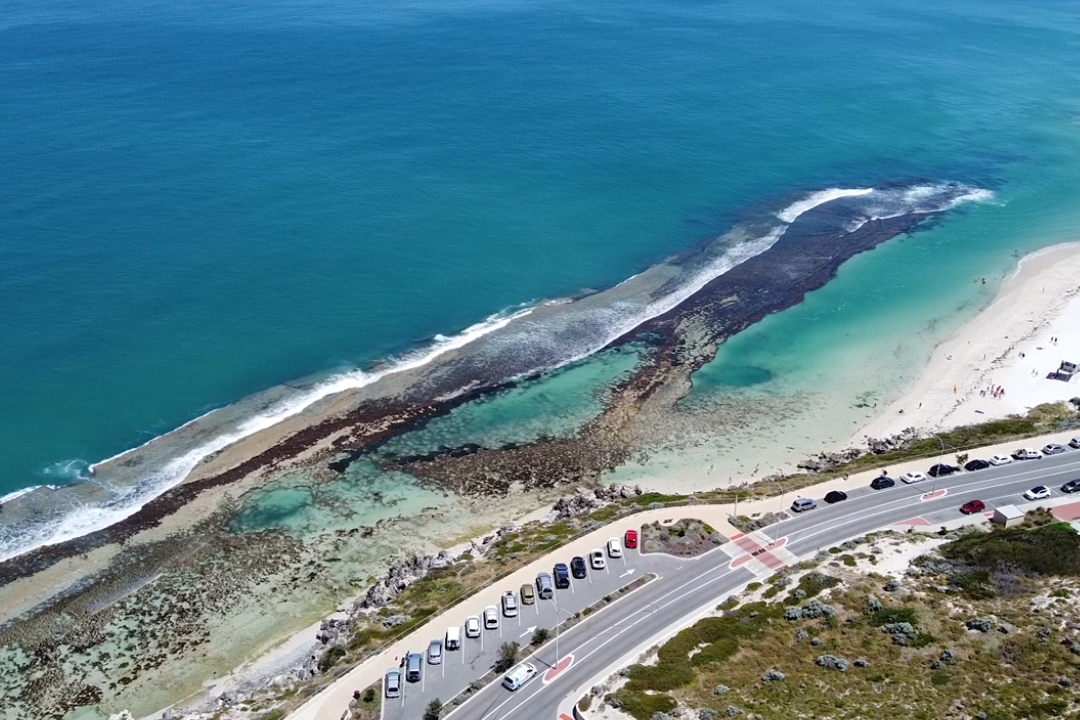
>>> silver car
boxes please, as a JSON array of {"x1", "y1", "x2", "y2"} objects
[
  {"x1": 427, "y1": 639, "x2": 443, "y2": 665},
  {"x1": 1042, "y1": 443, "x2": 1067, "y2": 455},
  {"x1": 501, "y1": 590, "x2": 519, "y2": 617},
  {"x1": 385, "y1": 669, "x2": 401, "y2": 698}
]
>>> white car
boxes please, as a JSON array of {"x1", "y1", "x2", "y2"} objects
[
  {"x1": 1070, "y1": 437, "x2": 1080, "y2": 449},
  {"x1": 589, "y1": 549, "x2": 606, "y2": 570},
  {"x1": 900, "y1": 471, "x2": 927, "y2": 485},
  {"x1": 501, "y1": 590, "x2": 518, "y2": 618},
  {"x1": 465, "y1": 615, "x2": 481, "y2": 638},
  {"x1": 607, "y1": 537, "x2": 624, "y2": 558},
  {"x1": 483, "y1": 605, "x2": 499, "y2": 630},
  {"x1": 989, "y1": 454, "x2": 1012, "y2": 466},
  {"x1": 1012, "y1": 448, "x2": 1041, "y2": 460},
  {"x1": 1024, "y1": 485, "x2": 1052, "y2": 501}
]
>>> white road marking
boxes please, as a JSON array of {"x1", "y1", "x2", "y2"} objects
[{"x1": 520, "y1": 626, "x2": 536, "y2": 638}]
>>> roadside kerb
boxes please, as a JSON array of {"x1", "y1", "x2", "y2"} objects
[{"x1": 292, "y1": 427, "x2": 1080, "y2": 720}]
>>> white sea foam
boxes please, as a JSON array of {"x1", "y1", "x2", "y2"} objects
[
  {"x1": 776, "y1": 187, "x2": 874, "y2": 223},
  {"x1": 4, "y1": 183, "x2": 994, "y2": 563},
  {"x1": 0, "y1": 305, "x2": 535, "y2": 563},
  {"x1": 0, "y1": 487, "x2": 40, "y2": 504}
]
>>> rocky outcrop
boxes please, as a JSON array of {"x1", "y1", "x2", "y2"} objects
[
  {"x1": 547, "y1": 484, "x2": 640, "y2": 521},
  {"x1": 797, "y1": 428, "x2": 922, "y2": 473}
]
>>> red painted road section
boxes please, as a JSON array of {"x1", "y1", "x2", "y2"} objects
[
  {"x1": 544, "y1": 655, "x2": 574, "y2": 683},
  {"x1": 921, "y1": 489, "x2": 947, "y2": 500},
  {"x1": 895, "y1": 516, "x2": 932, "y2": 526},
  {"x1": 729, "y1": 535, "x2": 788, "y2": 570},
  {"x1": 559, "y1": 714, "x2": 574, "y2": 720},
  {"x1": 1053, "y1": 501, "x2": 1080, "y2": 521}
]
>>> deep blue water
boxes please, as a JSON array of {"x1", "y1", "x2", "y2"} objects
[{"x1": 2, "y1": 0, "x2": 1079, "y2": 504}]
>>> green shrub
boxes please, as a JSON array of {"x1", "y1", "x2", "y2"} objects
[
  {"x1": 840, "y1": 554, "x2": 857, "y2": 567},
  {"x1": 746, "y1": 582, "x2": 762, "y2": 592},
  {"x1": 531, "y1": 628, "x2": 550, "y2": 645},
  {"x1": 953, "y1": 570, "x2": 997, "y2": 599},
  {"x1": 940, "y1": 523, "x2": 1080, "y2": 576},
  {"x1": 931, "y1": 671, "x2": 950, "y2": 686},
  {"x1": 869, "y1": 607, "x2": 918, "y2": 627},
  {"x1": 255, "y1": 712, "x2": 285, "y2": 720},
  {"x1": 626, "y1": 662, "x2": 694, "y2": 691},
  {"x1": 317, "y1": 646, "x2": 347, "y2": 673},
  {"x1": 609, "y1": 690, "x2": 677, "y2": 720}
]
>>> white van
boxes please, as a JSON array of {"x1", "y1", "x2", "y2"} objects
[
  {"x1": 445, "y1": 625, "x2": 461, "y2": 650},
  {"x1": 501, "y1": 662, "x2": 537, "y2": 691}
]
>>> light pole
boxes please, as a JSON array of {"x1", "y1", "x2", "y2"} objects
[
  {"x1": 929, "y1": 433, "x2": 947, "y2": 496},
  {"x1": 773, "y1": 473, "x2": 786, "y2": 529},
  {"x1": 551, "y1": 603, "x2": 575, "y2": 666}
]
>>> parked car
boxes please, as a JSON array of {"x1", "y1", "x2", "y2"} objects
[
  {"x1": 484, "y1": 605, "x2": 499, "y2": 629},
  {"x1": 928, "y1": 464, "x2": 958, "y2": 477},
  {"x1": 445, "y1": 626, "x2": 461, "y2": 650},
  {"x1": 989, "y1": 454, "x2": 1012, "y2": 466},
  {"x1": 1070, "y1": 438, "x2": 1080, "y2": 449},
  {"x1": 535, "y1": 572, "x2": 554, "y2": 599},
  {"x1": 465, "y1": 615, "x2": 481, "y2": 638},
  {"x1": 964, "y1": 458, "x2": 990, "y2": 471},
  {"x1": 790, "y1": 497, "x2": 816, "y2": 513},
  {"x1": 501, "y1": 662, "x2": 537, "y2": 691},
  {"x1": 1042, "y1": 443, "x2": 1067, "y2": 455},
  {"x1": 385, "y1": 669, "x2": 401, "y2": 698},
  {"x1": 405, "y1": 652, "x2": 423, "y2": 682},
  {"x1": 1012, "y1": 448, "x2": 1041, "y2": 460},
  {"x1": 553, "y1": 563, "x2": 571, "y2": 589},
  {"x1": 427, "y1": 639, "x2": 443, "y2": 665},
  {"x1": 960, "y1": 499, "x2": 986, "y2": 515},
  {"x1": 824, "y1": 490, "x2": 847, "y2": 504},
  {"x1": 1061, "y1": 479, "x2": 1080, "y2": 493},
  {"x1": 624, "y1": 529, "x2": 639, "y2": 549},
  {"x1": 519, "y1": 583, "x2": 535, "y2": 605},
  {"x1": 1023, "y1": 485, "x2": 1052, "y2": 501},
  {"x1": 870, "y1": 475, "x2": 895, "y2": 490},
  {"x1": 590, "y1": 548, "x2": 606, "y2": 570},
  {"x1": 570, "y1": 556, "x2": 587, "y2": 579},
  {"x1": 900, "y1": 471, "x2": 927, "y2": 484},
  {"x1": 501, "y1": 590, "x2": 518, "y2": 617},
  {"x1": 607, "y1": 538, "x2": 624, "y2": 558}
]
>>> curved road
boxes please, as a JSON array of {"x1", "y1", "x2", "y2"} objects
[{"x1": 424, "y1": 449, "x2": 1080, "y2": 720}]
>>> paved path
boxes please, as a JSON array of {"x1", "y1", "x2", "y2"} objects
[{"x1": 291, "y1": 429, "x2": 1080, "y2": 720}]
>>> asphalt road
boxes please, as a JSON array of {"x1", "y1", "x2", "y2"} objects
[
  {"x1": 382, "y1": 541, "x2": 679, "y2": 720},
  {"x1": 412, "y1": 445, "x2": 1080, "y2": 720}
]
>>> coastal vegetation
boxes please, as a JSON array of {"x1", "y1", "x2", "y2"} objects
[
  {"x1": 640, "y1": 519, "x2": 726, "y2": 556},
  {"x1": 599, "y1": 518, "x2": 1080, "y2": 720}
]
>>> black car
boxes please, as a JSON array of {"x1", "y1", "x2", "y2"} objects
[
  {"x1": 1062, "y1": 479, "x2": 1080, "y2": 494},
  {"x1": 964, "y1": 458, "x2": 990, "y2": 472},
  {"x1": 570, "y1": 556, "x2": 587, "y2": 579},
  {"x1": 928, "y1": 464, "x2": 958, "y2": 478},
  {"x1": 553, "y1": 563, "x2": 570, "y2": 589},
  {"x1": 824, "y1": 490, "x2": 848, "y2": 504},
  {"x1": 870, "y1": 475, "x2": 895, "y2": 490}
]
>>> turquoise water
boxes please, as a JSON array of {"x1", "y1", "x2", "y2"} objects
[{"x1": 2, "y1": 0, "x2": 1079, "y2": 518}]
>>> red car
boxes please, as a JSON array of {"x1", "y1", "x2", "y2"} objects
[
  {"x1": 624, "y1": 529, "x2": 638, "y2": 549},
  {"x1": 960, "y1": 500, "x2": 986, "y2": 515}
]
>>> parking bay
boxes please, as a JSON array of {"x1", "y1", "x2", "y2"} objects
[{"x1": 383, "y1": 546, "x2": 652, "y2": 720}]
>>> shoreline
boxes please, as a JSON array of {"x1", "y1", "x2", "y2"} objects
[{"x1": 851, "y1": 241, "x2": 1080, "y2": 443}]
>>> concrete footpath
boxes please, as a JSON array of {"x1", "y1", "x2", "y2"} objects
[{"x1": 291, "y1": 428, "x2": 1080, "y2": 720}]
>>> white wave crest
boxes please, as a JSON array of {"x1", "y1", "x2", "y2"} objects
[
  {"x1": 0, "y1": 486, "x2": 40, "y2": 504},
  {"x1": 0, "y1": 305, "x2": 535, "y2": 563},
  {"x1": 776, "y1": 187, "x2": 874, "y2": 223}
]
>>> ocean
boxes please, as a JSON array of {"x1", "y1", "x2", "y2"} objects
[{"x1": 3, "y1": 0, "x2": 1080, "y2": 554}]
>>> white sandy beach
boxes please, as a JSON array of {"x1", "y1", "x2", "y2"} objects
[{"x1": 852, "y1": 242, "x2": 1080, "y2": 443}]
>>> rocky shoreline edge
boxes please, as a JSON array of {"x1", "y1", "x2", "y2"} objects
[{"x1": 155, "y1": 424, "x2": 932, "y2": 720}]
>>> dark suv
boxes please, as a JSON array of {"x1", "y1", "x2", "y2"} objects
[
  {"x1": 870, "y1": 475, "x2": 895, "y2": 490},
  {"x1": 553, "y1": 563, "x2": 571, "y2": 589},
  {"x1": 570, "y1": 556, "x2": 587, "y2": 579}
]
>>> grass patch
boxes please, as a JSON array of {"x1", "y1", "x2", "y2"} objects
[
  {"x1": 868, "y1": 607, "x2": 918, "y2": 626},
  {"x1": 783, "y1": 572, "x2": 841, "y2": 605},
  {"x1": 840, "y1": 554, "x2": 857, "y2": 567}
]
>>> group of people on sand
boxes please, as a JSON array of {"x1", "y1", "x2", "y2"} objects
[{"x1": 982, "y1": 384, "x2": 1006, "y2": 399}]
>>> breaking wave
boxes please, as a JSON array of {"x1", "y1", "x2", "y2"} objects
[{"x1": 0, "y1": 182, "x2": 993, "y2": 563}]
